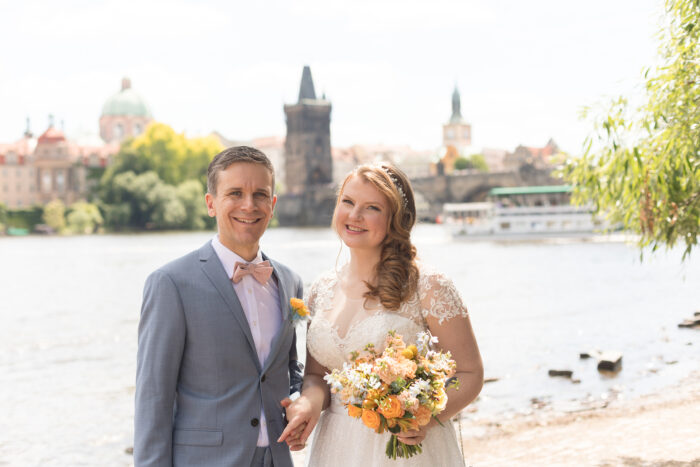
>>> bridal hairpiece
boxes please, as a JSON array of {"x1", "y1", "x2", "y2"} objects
[{"x1": 382, "y1": 166, "x2": 408, "y2": 208}]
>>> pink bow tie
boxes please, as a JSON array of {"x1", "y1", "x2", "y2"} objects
[{"x1": 232, "y1": 261, "x2": 273, "y2": 284}]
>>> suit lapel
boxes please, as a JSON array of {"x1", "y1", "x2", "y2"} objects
[
  {"x1": 198, "y1": 242, "x2": 262, "y2": 371},
  {"x1": 262, "y1": 256, "x2": 292, "y2": 374}
]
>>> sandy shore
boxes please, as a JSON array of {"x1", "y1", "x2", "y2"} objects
[
  {"x1": 459, "y1": 371, "x2": 700, "y2": 466},
  {"x1": 292, "y1": 372, "x2": 700, "y2": 467}
]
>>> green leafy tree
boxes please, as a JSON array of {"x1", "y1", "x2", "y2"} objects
[
  {"x1": 102, "y1": 122, "x2": 223, "y2": 188},
  {"x1": 0, "y1": 202, "x2": 6, "y2": 232},
  {"x1": 563, "y1": 0, "x2": 700, "y2": 258},
  {"x1": 468, "y1": 153, "x2": 489, "y2": 172},
  {"x1": 100, "y1": 171, "x2": 159, "y2": 229},
  {"x1": 147, "y1": 182, "x2": 187, "y2": 229},
  {"x1": 454, "y1": 154, "x2": 488, "y2": 172},
  {"x1": 181, "y1": 136, "x2": 226, "y2": 189},
  {"x1": 176, "y1": 179, "x2": 208, "y2": 230},
  {"x1": 66, "y1": 202, "x2": 103, "y2": 234},
  {"x1": 100, "y1": 170, "x2": 209, "y2": 230},
  {"x1": 43, "y1": 199, "x2": 66, "y2": 232},
  {"x1": 454, "y1": 156, "x2": 471, "y2": 171}
]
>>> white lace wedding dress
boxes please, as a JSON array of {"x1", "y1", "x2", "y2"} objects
[{"x1": 304, "y1": 263, "x2": 468, "y2": 467}]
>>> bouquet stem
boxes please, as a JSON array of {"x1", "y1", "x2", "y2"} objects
[{"x1": 385, "y1": 434, "x2": 423, "y2": 460}]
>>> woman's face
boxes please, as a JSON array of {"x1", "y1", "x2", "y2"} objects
[{"x1": 334, "y1": 175, "x2": 391, "y2": 253}]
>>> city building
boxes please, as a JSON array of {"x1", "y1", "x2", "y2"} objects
[
  {"x1": 276, "y1": 66, "x2": 336, "y2": 226},
  {"x1": 99, "y1": 77, "x2": 153, "y2": 144},
  {"x1": 503, "y1": 139, "x2": 560, "y2": 170},
  {"x1": 442, "y1": 86, "x2": 473, "y2": 153},
  {"x1": 283, "y1": 65, "x2": 333, "y2": 195},
  {"x1": 0, "y1": 77, "x2": 150, "y2": 208}
]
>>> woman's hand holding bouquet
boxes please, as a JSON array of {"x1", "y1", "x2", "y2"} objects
[{"x1": 324, "y1": 331, "x2": 459, "y2": 459}]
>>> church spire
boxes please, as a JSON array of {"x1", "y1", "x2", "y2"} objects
[
  {"x1": 450, "y1": 85, "x2": 465, "y2": 124},
  {"x1": 298, "y1": 65, "x2": 317, "y2": 101}
]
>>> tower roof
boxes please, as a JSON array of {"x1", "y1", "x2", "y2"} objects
[
  {"x1": 37, "y1": 115, "x2": 66, "y2": 144},
  {"x1": 38, "y1": 126, "x2": 66, "y2": 145},
  {"x1": 298, "y1": 66, "x2": 317, "y2": 101},
  {"x1": 101, "y1": 77, "x2": 153, "y2": 118},
  {"x1": 449, "y1": 86, "x2": 466, "y2": 124}
]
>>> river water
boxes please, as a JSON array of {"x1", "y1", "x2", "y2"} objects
[{"x1": 1, "y1": 226, "x2": 698, "y2": 465}]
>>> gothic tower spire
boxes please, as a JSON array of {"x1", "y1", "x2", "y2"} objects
[
  {"x1": 298, "y1": 65, "x2": 317, "y2": 101},
  {"x1": 450, "y1": 85, "x2": 465, "y2": 124}
]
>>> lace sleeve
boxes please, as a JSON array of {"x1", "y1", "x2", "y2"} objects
[
  {"x1": 304, "y1": 280, "x2": 319, "y2": 318},
  {"x1": 304, "y1": 269, "x2": 335, "y2": 318},
  {"x1": 418, "y1": 268, "x2": 469, "y2": 325}
]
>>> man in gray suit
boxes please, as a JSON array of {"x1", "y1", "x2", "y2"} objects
[{"x1": 135, "y1": 146, "x2": 304, "y2": 466}]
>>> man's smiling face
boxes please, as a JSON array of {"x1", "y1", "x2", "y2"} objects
[{"x1": 205, "y1": 162, "x2": 276, "y2": 261}]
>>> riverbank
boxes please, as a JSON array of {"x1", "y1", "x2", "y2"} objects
[
  {"x1": 458, "y1": 370, "x2": 700, "y2": 466},
  {"x1": 291, "y1": 371, "x2": 700, "y2": 466}
]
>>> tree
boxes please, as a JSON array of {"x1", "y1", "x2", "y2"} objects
[
  {"x1": 181, "y1": 136, "x2": 226, "y2": 189},
  {"x1": 454, "y1": 154, "x2": 489, "y2": 172},
  {"x1": 99, "y1": 170, "x2": 209, "y2": 230},
  {"x1": 176, "y1": 180, "x2": 208, "y2": 230},
  {"x1": 453, "y1": 156, "x2": 471, "y2": 171},
  {"x1": 102, "y1": 122, "x2": 223, "y2": 189},
  {"x1": 563, "y1": 0, "x2": 700, "y2": 258},
  {"x1": 0, "y1": 202, "x2": 6, "y2": 232},
  {"x1": 66, "y1": 202, "x2": 103, "y2": 234},
  {"x1": 468, "y1": 153, "x2": 489, "y2": 172},
  {"x1": 43, "y1": 199, "x2": 66, "y2": 232}
]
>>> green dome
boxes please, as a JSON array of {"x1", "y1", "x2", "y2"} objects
[{"x1": 101, "y1": 78, "x2": 152, "y2": 118}]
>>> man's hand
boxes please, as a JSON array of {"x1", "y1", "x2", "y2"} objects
[{"x1": 278, "y1": 395, "x2": 319, "y2": 451}]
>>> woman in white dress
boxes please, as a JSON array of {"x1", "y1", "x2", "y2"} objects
[{"x1": 279, "y1": 163, "x2": 484, "y2": 466}]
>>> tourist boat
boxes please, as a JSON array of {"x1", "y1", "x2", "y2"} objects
[{"x1": 442, "y1": 185, "x2": 608, "y2": 238}]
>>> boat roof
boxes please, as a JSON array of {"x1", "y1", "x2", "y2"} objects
[
  {"x1": 489, "y1": 185, "x2": 573, "y2": 196},
  {"x1": 444, "y1": 202, "x2": 493, "y2": 212}
]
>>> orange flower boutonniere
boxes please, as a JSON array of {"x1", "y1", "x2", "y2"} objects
[{"x1": 289, "y1": 297, "x2": 310, "y2": 323}]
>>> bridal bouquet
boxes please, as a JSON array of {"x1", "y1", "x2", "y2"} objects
[{"x1": 324, "y1": 330, "x2": 458, "y2": 459}]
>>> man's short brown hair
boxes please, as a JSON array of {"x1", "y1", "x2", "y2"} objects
[{"x1": 207, "y1": 146, "x2": 275, "y2": 195}]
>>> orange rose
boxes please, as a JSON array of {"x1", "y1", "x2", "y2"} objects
[
  {"x1": 289, "y1": 298, "x2": 309, "y2": 317},
  {"x1": 414, "y1": 405, "x2": 432, "y2": 426},
  {"x1": 361, "y1": 409, "x2": 381, "y2": 431},
  {"x1": 378, "y1": 396, "x2": 404, "y2": 419},
  {"x1": 348, "y1": 405, "x2": 363, "y2": 418}
]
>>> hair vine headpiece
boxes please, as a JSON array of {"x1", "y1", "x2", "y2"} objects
[{"x1": 381, "y1": 165, "x2": 408, "y2": 208}]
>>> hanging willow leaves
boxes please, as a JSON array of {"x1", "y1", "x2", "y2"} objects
[{"x1": 563, "y1": 0, "x2": 700, "y2": 259}]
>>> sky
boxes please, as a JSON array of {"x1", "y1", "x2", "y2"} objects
[{"x1": 0, "y1": 0, "x2": 664, "y2": 154}]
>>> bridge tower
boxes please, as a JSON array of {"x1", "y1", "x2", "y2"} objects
[
  {"x1": 442, "y1": 86, "x2": 472, "y2": 150},
  {"x1": 283, "y1": 66, "x2": 333, "y2": 195}
]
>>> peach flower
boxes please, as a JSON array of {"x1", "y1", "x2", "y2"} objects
[
  {"x1": 361, "y1": 409, "x2": 381, "y2": 431},
  {"x1": 348, "y1": 405, "x2": 363, "y2": 419},
  {"x1": 378, "y1": 395, "x2": 405, "y2": 419}
]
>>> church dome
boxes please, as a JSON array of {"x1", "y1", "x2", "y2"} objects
[{"x1": 101, "y1": 77, "x2": 152, "y2": 118}]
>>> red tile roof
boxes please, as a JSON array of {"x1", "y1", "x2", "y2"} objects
[{"x1": 37, "y1": 127, "x2": 66, "y2": 144}]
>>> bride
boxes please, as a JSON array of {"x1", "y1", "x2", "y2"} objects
[{"x1": 279, "y1": 163, "x2": 483, "y2": 466}]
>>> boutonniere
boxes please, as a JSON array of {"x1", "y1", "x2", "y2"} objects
[{"x1": 289, "y1": 297, "x2": 310, "y2": 323}]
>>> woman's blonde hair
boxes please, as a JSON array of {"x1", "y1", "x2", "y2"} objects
[{"x1": 332, "y1": 162, "x2": 419, "y2": 310}]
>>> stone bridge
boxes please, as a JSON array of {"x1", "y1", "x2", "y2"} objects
[{"x1": 410, "y1": 166, "x2": 560, "y2": 219}]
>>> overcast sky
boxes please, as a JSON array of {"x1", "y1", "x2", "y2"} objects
[{"x1": 0, "y1": 0, "x2": 663, "y2": 154}]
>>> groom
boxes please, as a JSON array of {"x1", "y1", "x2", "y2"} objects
[{"x1": 135, "y1": 146, "x2": 304, "y2": 466}]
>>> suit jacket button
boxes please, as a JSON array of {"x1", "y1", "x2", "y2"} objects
[
  {"x1": 261, "y1": 375, "x2": 266, "y2": 382},
  {"x1": 251, "y1": 418, "x2": 259, "y2": 427}
]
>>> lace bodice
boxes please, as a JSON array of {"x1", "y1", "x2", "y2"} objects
[{"x1": 305, "y1": 263, "x2": 468, "y2": 372}]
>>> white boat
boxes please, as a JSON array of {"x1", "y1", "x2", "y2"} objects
[
  {"x1": 443, "y1": 202, "x2": 604, "y2": 237},
  {"x1": 442, "y1": 186, "x2": 608, "y2": 238}
]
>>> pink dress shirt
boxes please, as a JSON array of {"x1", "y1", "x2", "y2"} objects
[{"x1": 211, "y1": 235, "x2": 282, "y2": 447}]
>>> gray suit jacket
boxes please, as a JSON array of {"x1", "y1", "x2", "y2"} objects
[{"x1": 135, "y1": 241, "x2": 304, "y2": 466}]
